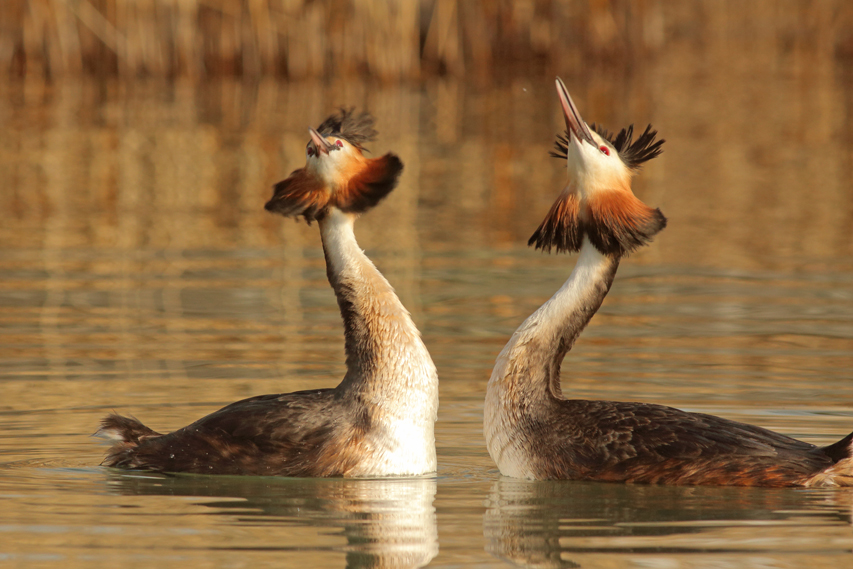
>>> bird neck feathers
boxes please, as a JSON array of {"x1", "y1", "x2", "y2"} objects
[
  {"x1": 493, "y1": 238, "x2": 619, "y2": 403},
  {"x1": 265, "y1": 153, "x2": 403, "y2": 223},
  {"x1": 319, "y1": 210, "x2": 434, "y2": 395},
  {"x1": 528, "y1": 185, "x2": 666, "y2": 258}
]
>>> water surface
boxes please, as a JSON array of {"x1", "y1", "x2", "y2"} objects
[{"x1": 2, "y1": 40, "x2": 853, "y2": 568}]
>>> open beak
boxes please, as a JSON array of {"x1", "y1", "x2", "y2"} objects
[
  {"x1": 308, "y1": 127, "x2": 336, "y2": 155},
  {"x1": 556, "y1": 77, "x2": 595, "y2": 146}
]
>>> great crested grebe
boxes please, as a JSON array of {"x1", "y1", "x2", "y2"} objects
[
  {"x1": 484, "y1": 78, "x2": 853, "y2": 487},
  {"x1": 98, "y1": 109, "x2": 439, "y2": 477}
]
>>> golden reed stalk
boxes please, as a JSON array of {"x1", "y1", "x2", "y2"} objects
[
  {"x1": 2, "y1": 1, "x2": 850, "y2": 80},
  {"x1": 2, "y1": 0, "x2": 662, "y2": 80}
]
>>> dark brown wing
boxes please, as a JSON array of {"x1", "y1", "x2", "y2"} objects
[
  {"x1": 538, "y1": 400, "x2": 832, "y2": 486},
  {"x1": 102, "y1": 389, "x2": 372, "y2": 477}
]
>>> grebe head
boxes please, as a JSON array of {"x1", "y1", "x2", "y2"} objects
[
  {"x1": 551, "y1": 77, "x2": 664, "y2": 199},
  {"x1": 529, "y1": 78, "x2": 667, "y2": 257},
  {"x1": 553, "y1": 80, "x2": 629, "y2": 196},
  {"x1": 265, "y1": 108, "x2": 403, "y2": 223}
]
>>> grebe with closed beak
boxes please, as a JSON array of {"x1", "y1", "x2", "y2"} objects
[
  {"x1": 99, "y1": 109, "x2": 439, "y2": 477},
  {"x1": 484, "y1": 78, "x2": 853, "y2": 487}
]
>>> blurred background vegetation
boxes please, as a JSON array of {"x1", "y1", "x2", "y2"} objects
[
  {"x1": 3, "y1": 1, "x2": 853, "y2": 266},
  {"x1": 4, "y1": 0, "x2": 852, "y2": 82}
]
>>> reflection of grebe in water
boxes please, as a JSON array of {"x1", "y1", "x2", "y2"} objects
[
  {"x1": 484, "y1": 478, "x2": 853, "y2": 568},
  {"x1": 484, "y1": 78, "x2": 853, "y2": 487},
  {"x1": 99, "y1": 109, "x2": 439, "y2": 477},
  {"x1": 109, "y1": 474, "x2": 439, "y2": 569}
]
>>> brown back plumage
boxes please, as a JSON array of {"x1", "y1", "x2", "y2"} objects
[{"x1": 98, "y1": 391, "x2": 378, "y2": 476}]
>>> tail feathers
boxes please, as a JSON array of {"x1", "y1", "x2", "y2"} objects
[
  {"x1": 805, "y1": 432, "x2": 853, "y2": 487},
  {"x1": 529, "y1": 188, "x2": 666, "y2": 257},
  {"x1": 97, "y1": 413, "x2": 160, "y2": 443},
  {"x1": 821, "y1": 431, "x2": 853, "y2": 463},
  {"x1": 96, "y1": 414, "x2": 161, "y2": 468}
]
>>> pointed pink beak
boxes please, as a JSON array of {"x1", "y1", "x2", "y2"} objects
[
  {"x1": 308, "y1": 127, "x2": 336, "y2": 155},
  {"x1": 556, "y1": 77, "x2": 595, "y2": 146}
]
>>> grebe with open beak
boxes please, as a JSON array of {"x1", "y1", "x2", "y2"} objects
[
  {"x1": 99, "y1": 109, "x2": 439, "y2": 477},
  {"x1": 484, "y1": 79, "x2": 853, "y2": 487}
]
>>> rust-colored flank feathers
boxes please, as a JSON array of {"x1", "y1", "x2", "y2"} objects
[{"x1": 99, "y1": 392, "x2": 375, "y2": 477}]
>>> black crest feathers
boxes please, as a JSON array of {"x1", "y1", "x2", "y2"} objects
[
  {"x1": 551, "y1": 123, "x2": 664, "y2": 171},
  {"x1": 316, "y1": 108, "x2": 378, "y2": 150},
  {"x1": 595, "y1": 124, "x2": 664, "y2": 170}
]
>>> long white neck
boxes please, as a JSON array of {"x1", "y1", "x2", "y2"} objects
[
  {"x1": 485, "y1": 237, "x2": 618, "y2": 472},
  {"x1": 318, "y1": 208, "x2": 438, "y2": 424},
  {"x1": 489, "y1": 237, "x2": 618, "y2": 401}
]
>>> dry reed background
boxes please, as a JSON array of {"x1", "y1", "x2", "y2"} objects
[{"x1": 4, "y1": 0, "x2": 852, "y2": 81}]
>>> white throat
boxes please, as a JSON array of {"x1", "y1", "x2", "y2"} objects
[{"x1": 319, "y1": 208, "x2": 439, "y2": 475}]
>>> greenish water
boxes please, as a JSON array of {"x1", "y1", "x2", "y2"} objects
[{"x1": 2, "y1": 43, "x2": 853, "y2": 568}]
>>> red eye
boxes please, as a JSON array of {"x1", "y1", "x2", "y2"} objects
[
  {"x1": 307, "y1": 147, "x2": 315, "y2": 157},
  {"x1": 335, "y1": 140, "x2": 343, "y2": 148},
  {"x1": 599, "y1": 145, "x2": 610, "y2": 156}
]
